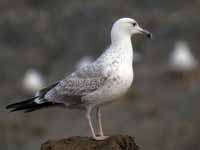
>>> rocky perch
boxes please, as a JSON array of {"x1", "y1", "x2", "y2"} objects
[{"x1": 41, "y1": 135, "x2": 139, "y2": 150}]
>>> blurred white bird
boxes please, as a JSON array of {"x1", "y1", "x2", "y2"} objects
[
  {"x1": 75, "y1": 56, "x2": 94, "y2": 69},
  {"x1": 169, "y1": 41, "x2": 198, "y2": 72},
  {"x1": 22, "y1": 69, "x2": 46, "y2": 93}
]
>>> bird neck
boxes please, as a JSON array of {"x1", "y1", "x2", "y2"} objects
[{"x1": 110, "y1": 36, "x2": 133, "y2": 65}]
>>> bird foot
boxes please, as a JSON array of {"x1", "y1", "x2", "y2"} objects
[{"x1": 93, "y1": 135, "x2": 109, "y2": 140}]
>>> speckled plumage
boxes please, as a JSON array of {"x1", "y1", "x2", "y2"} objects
[
  {"x1": 7, "y1": 18, "x2": 151, "y2": 140},
  {"x1": 45, "y1": 33, "x2": 134, "y2": 109}
]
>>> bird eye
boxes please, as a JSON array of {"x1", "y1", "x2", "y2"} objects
[{"x1": 132, "y1": 23, "x2": 136, "y2": 26}]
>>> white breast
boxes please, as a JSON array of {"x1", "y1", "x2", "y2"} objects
[
  {"x1": 114, "y1": 63, "x2": 134, "y2": 95},
  {"x1": 83, "y1": 63, "x2": 134, "y2": 106},
  {"x1": 83, "y1": 38, "x2": 134, "y2": 106}
]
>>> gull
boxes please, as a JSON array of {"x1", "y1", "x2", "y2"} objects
[
  {"x1": 22, "y1": 69, "x2": 46, "y2": 93},
  {"x1": 6, "y1": 18, "x2": 152, "y2": 140},
  {"x1": 75, "y1": 56, "x2": 94, "y2": 69},
  {"x1": 169, "y1": 41, "x2": 198, "y2": 72}
]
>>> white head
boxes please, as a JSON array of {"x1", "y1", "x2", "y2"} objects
[{"x1": 111, "y1": 18, "x2": 152, "y2": 43}]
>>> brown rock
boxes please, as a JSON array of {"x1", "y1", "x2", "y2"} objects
[{"x1": 41, "y1": 135, "x2": 139, "y2": 150}]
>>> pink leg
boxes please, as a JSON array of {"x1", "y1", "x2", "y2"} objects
[
  {"x1": 96, "y1": 107, "x2": 104, "y2": 136},
  {"x1": 86, "y1": 107, "x2": 108, "y2": 140}
]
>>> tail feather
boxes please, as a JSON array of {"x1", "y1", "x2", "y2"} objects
[
  {"x1": 9, "y1": 100, "x2": 39, "y2": 112},
  {"x1": 6, "y1": 82, "x2": 63, "y2": 113},
  {"x1": 6, "y1": 96, "x2": 38, "y2": 109},
  {"x1": 6, "y1": 98, "x2": 65, "y2": 113}
]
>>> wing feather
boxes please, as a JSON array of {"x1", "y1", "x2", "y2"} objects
[{"x1": 45, "y1": 63, "x2": 109, "y2": 104}]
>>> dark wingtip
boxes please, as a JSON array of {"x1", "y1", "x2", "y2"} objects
[
  {"x1": 6, "y1": 105, "x2": 10, "y2": 109},
  {"x1": 10, "y1": 109, "x2": 18, "y2": 112},
  {"x1": 5, "y1": 97, "x2": 38, "y2": 110},
  {"x1": 6, "y1": 103, "x2": 16, "y2": 109},
  {"x1": 6, "y1": 82, "x2": 59, "y2": 112}
]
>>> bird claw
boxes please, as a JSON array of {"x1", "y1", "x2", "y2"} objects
[{"x1": 93, "y1": 135, "x2": 109, "y2": 140}]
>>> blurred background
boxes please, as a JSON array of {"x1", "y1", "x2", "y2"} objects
[{"x1": 1, "y1": 0, "x2": 200, "y2": 150}]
